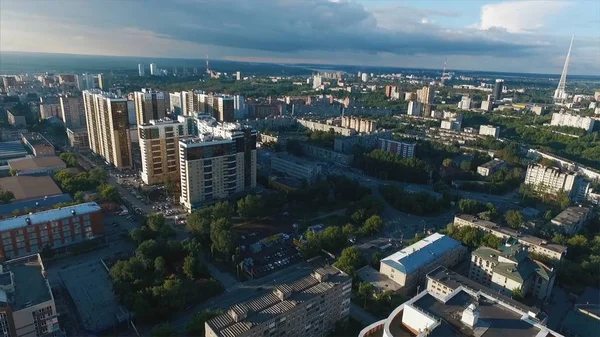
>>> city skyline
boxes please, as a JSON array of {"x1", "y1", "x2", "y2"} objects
[{"x1": 1, "y1": 0, "x2": 599, "y2": 75}]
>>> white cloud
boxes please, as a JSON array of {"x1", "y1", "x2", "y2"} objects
[{"x1": 479, "y1": 1, "x2": 570, "y2": 33}]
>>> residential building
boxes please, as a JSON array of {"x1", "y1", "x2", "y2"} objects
[
  {"x1": 2, "y1": 76, "x2": 18, "y2": 89},
  {"x1": 39, "y1": 97, "x2": 61, "y2": 120},
  {"x1": 360, "y1": 266, "x2": 560, "y2": 337},
  {"x1": 0, "y1": 254, "x2": 62, "y2": 337},
  {"x1": 205, "y1": 267, "x2": 351, "y2": 337},
  {"x1": 149, "y1": 63, "x2": 158, "y2": 75},
  {"x1": 7, "y1": 110, "x2": 26, "y2": 127},
  {"x1": 126, "y1": 99, "x2": 137, "y2": 126},
  {"x1": 66, "y1": 128, "x2": 89, "y2": 149},
  {"x1": 212, "y1": 95, "x2": 235, "y2": 122},
  {"x1": 476, "y1": 159, "x2": 506, "y2": 177},
  {"x1": 407, "y1": 101, "x2": 422, "y2": 116},
  {"x1": 0, "y1": 176, "x2": 62, "y2": 202},
  {"x1": 550, "y1": 112, "x2": 595, "y2": 133},
  {"x1": 559, "y1": 287, "x2": 600, "y2": 337},
  {"x1": 453, "y1": 214, "x2": 567, "y2": 260},
  {"x1": 531, "y1": 105, "x2": 545, "y2": 115},
  {"x1": 0, "y1": 194, "x2": 73, "y2": 219},
  {"x1": 271, "y1": 153, "x2": 321, "y2": 183},
  {"x1": 21, "y1": 133, "x2": 55, "y2": 157},
  {"x1": 97, "y1": 73, "x2": 106, "y2": 90},
  {"x1": 480, "y1": 100, "x2": 492, "y2": 111},
  {"x1": 0, "y1": 202, "x2": 103, "y2": 259},
  {"x1": 312, "y1": 73, "x2": 322, "y2": 89},
  {"x1": 334, "y1": 131, "x2": 392, "y2": 154},
  {"x1": 179, "y1": 118, "x2": 256, "y2": 211},
  {"x1": 7, "y1": 156, "x2": 66, "y2": 176},
  {"x1": 469, "y1": 244, "x2": 555, "y2": 300},
  {"x1": 233, "y1": 95, "x2": 246, "y2": 120},
  {"x1": 169, "y1": 92, "x2": 183, "y2": 115},
  {"x1": 138, "y1": 63, "x2": 145, "y2": 77},
  {"x1": 550, "y1": 206, "x2": 592, "y2": 234},
  {"x1": 493, "y1": 79, "x2": 504, "y2": 100},
  {"x1": 82, "y1": 90, "x2": 133, "y2": 169},
  {"x1": 297, "y1": 119, "x2": 355, "y2": 136},
  {"x1": 377, "y1": 139, "x2": 416, "y2": 158},
  {"x1": 134, "y1": 89, "x2": 168, "y2": 125},
  {"x1": 247, "y1": 103, "x2": 278, "y2": 119},
  {"x1": 457, "y1": 95, "x2": 472, "y2": 110},
  {"x1": 59, "y1": 95, "x2": 86, "y2": 128},
  {"x1": 479, "y1": 124, "x2": 500, "y2": 138},
  {"x1": 235, "y1": 71, "x2": 241, "y2": 81},
  {"x1": 440, "y1": 118, "x2": 461, "y2": 131},
  {"x1": 379, "y1": 233, "x2": 466, "y2": 293},
  {"x1": 524, "y1": 164, "x2": 586, "y2": 200},
  {"x1": 139, "y1": 116, "x2": 191, "y2": 185},
  {"x1": 361, "y1": 73, "x2": 368, "y2": 82},
  {"x1": 340, "y1": 116, "x2": 376, "y2": 134},
  {"x1": 300, "y1": 143, "x2": 353, "y2": 166}
]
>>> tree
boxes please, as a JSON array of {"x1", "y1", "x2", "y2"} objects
[
  {"x1": 237, "y1": 195, "x2": 265, "y2": 219},
  {"x1": 74, "y1": 191, "x2": 85, "y2": 203},
  {"x1": 150, "y1": 323, "x2": 178, "y2": 337},
  {"x1": 99, "y1": 184, "x2": 119, "y2": 202},
  {"x1": 89, "y1": 167, "x2": 108, "y2": 185},
  {"x1": 371, "y1": 251, "x2": 383, "y2": 269},
  {"x1": 59, "y1": 152, "x2": 78, "y2": 167},
  {"x1": 164, "y1": 176, "x2": 175, "y2": 201},
  {"x1": 147, "y1": 214, "x2": 166, "y2": 232},
  {"x1": 9, "y1": 168, "x2": 18, "y2": 176},
  {"x1": 211, "y1": 202, "x2": 234, "y2": 220},
  {"x1": 511, "y1": 287, "x2": 524, "y2": 301},
  {"x1": 361, "y1": 215, "x2": 384, "y2": 236},
  {"x1": 0, "y1": 189, "x2": 15, "y2": 204},
  {"x1": 333, "y1": 247, "x2": 365, "y2": 277},
  {"x1": 183, "y1": 255, "x2": 201, "y2": 280},
  {"x1": 186, "y1": 310, "x2": 223, "y2": 337},
  {"x1": 504, "y1": 210, "x2": 524, "y2": 230},
  {"x1": 210, "y1": 218, "x2": 236, "y2": 256},
  {"x1": 458, "y1": 199, "x2": 482, "y2": 215},
  {"x1": 154, "y1": 256, "x2": 166, "y2": 275},
  {"x1": 460, "y1": 160, "x2": 471, "y2": 172},
  {"x1": 342, "y1": 224, "x2": 356, "y2": 236},
  {"x1": 442, "y1": 158, "x2": 454, "y2": 167},
  {"x1": 186, "y1": 208, "x2": 213, "y2": 240},
  {"x1": 481, "y1": 233, "x2": 501, "y2": 249},
  {"x1": 357, "y1": 282, "x2": 375, "y2": 308}
]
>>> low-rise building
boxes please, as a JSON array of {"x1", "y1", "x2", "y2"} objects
[
  {"x1": 469, "y1": 244, "x2": 555, "y2": 300},
  {"x1": 476, "y1": 159, "x2": 506, "y2": 177},
  {"x1": 0, "y1": 254, "x2": 62, "y2": 337},
  {"x1": 66, "y1": 128, "x2": 89, "y2": 149},
  {"x1": 359, "y1": 266, "x2": 560, "y2": 337},
  {"x1": 20, "y1": 133, "x2": 55, "y2": 157},
  {"x1": 300, "y1": 144, "x2": 354, "y2": 166},
  {"x1": 0, "y1": 202, "x2": 104, "y2": 259},
  {"x1": 0, "y1": 176, "x2": 63, "y2": 202},
  {"x1": 7, "y1": 156, "x2": 66, "y2": 176},
  {"x1": 7, "y1": 110, "x2": 27, "y2": 127},
  {"x1": 205, "y1": 266, "x2": 351, "y2": 337},
  {"x1": 479, "y1": 124, "x2": 500, "y2": 138},
  {"x1": 333, "y1": 131, "x2": 392, "y2": 154},
  {"x1": 270, "y1": 153, "x2": 321, "y2": 183},
  {"x1": 550, "y1": 206, "x2": 592, "y2": 234},
  {"x1": 453, "y1": 214, "x2": 567, "y2": 260},
  {"x1": 377, "y1": 139, "x2": 416, "y2": 158},
  {"x1": 379, "y1": 233, "x2": 466, "y2": 294}
]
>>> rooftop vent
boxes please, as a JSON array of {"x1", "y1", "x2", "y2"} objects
[
  {"x1": 461, "y1": 303, "x2": 479, "y2": 328},
  {"x1": 25, "y1": 218, "x2": 31, "y2": 224},
  {"x1": 229, "y1": 304, "x2": 248, "y2": 322},
  {"x1": 71, "y1": 209, "x2": 76, "y2": 215}
]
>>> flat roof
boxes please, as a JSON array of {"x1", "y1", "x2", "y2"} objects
[
  {"x1": 381, "y1": 233, "x2": 462, "y2": 274},
  {"x1": 5, "y1": 254, "x2": 53, "y2": 311},
  {"x1": 8, "y1": 155, "x2": 65, "y2": 171},
  {"x1": 357, "y1": 266, "x2": 402, "y2": 293},
  {"x1": 0, "y1": 176, "x2": 63, "y2": 201},
  {"x1": 59, "y1": 260, "x2": 130, "y2": 333},
  {"x1": 0, "y1": 202, "x2": 100, "y2": 232},
  {"x1": 21, "y1": 132, "x2": 53, "y2": 146},
  {"x1": 0, "y1": 141, "x2": 28, "y2": 159},
  {"x1": 0, "y1": 193, "x2": 73, "y2": 217},
  {"x1": 478, "y1": 159, "x2": 506, "y2": 170},
  {"x1": 207, "y1": 266, "x2": 349, "y2": 337},
  {"x1": 551, "y1": 207, "x2": 591, "y2": 227},
  {"x1": 271, "y1": 152, "x2": 320, "y2": 168}
]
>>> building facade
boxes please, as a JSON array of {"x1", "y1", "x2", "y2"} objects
[
  {"x1": 492, "y1": 79, "x2": 504, "y2": 100},
  {"x1": 340, "y1": 116, "x2": 376, "y2": 134},
  {"x1": 139, "y1": 116, "x2": 192, "y2": 185},
  {"x1": 479, "y1": 125, "x2": 500, "y2": 138},
  {"x1": 271, "y1": 153, "x2": 322, "y2": 183},
  {"x1": 59, "y1": 95, "x2": 86, "y2": 128},
  {"x1": 550, "y1": 206, "x2": 592, "y2": 235},
  {"x1": 83, "y1": 90, "x2": 133, "y2": 169},
  {"x1": 550, "y1": 112, "x2": 595, "y2": 133},
  {"x1": 377, "y1": 139, "x2": 416, "y2": 159},
  {"x1": 379, "y1": 233, "x2": 466, "y2": 294},
  {"x1": 205, "y1": 267, "x2": 351, "y2": 337},
  {"x1": 469, "y1": 244, "x2": 555, "y2": 300},
  {"x1": 300, "y1": 143, "x2": 354, "y2": 166},
  {"x1": 134, "y1": 89, "x2": 168, "y2": 125},
  {"x1": 179, "y1": 119, "x2": 256, "y2": 211},
  {"x1": 524, "y1": 164, "x2": 581, "y2": 198},
  {"x1": 476, "y1": 159, "x2": 506, "y2": 177},
  {"x1": 7, "y1": 110, "x2": 26, "y2": 127},
  {"x1": 0, "y1": 202, "x2": 103, "y2": 259},
  {"x1": 66, "y1": 128, "x2": 89, "y2": 149}
]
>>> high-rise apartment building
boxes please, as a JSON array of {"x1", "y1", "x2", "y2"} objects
[
  {"x1": 407, "y1": 101, "x2": 422, "y2": 116},
  {"x1": 378, "y1": 139, "x2": 416, "y2": 158},
  {"x1": 550, "y1": 112, "x2": 595, "y2": 133},
  {"x1": 478, "y1": 124, "x2": 500, "y2": 138},
  {"x1": 149, "y1": 63, "x2": 158, "y2": 76},
  {"x1": 205, "y1": 267, "x2": 351, "y2": 337},
  {"x1": 235, "y1": 71, "x2": 241, "y2": 80},
  {"x1": 169, "y1": 92, "x2": 183, "y2": 115},
  {"x1": 179, "y1": 116, "x2": 256, "y2": 211},
  {"x1": 138, "y1": 64, "x2": 145, "y2": 77},
  {"x1": 524, "y1": 164, "x2": 578, "y2": 197},
  {"x1": 83, "y1": 90, "x2": 133, "y2": 169},
  {"x1": 493, "y1": 79, "x2": 504, "y2": 100},
  {"x1": 0, "y1": 254, "x2": 62, "y2": 337},
  {"x1": 312, "y1": 74, "x2": 322, "y2": 89},
  {"x1": 139, "y1": 116, "x2": 192, "y2": 185},
  {"x1": 233, "y1": 95, "x2": 246, "y2": 120},
  {"x1": 134, "y1": 89, "x2": 168, "y2": 125},
  {"x1": 97, "y1": 73, "x2": 106, "y2": 90},
  {"x1": 59, "y1": 95, "x2": 86, "y2": 128},
  {"x1": 2, "y1": 76, "x2": 18, "y2": 89},
  {"x1": 457, "y1": 95, "x2": 472, "y2": 110},
  {"x1": 361, "y1": 73, "x2": 368, "y2": 82}
]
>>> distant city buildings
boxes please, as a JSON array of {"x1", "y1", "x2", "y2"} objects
[
  {"x1": 550, "y1": 112, "x2": 595, "y2": 133},
  {"x1": 340, "y1": 116, "x2": 376, "y2": 134},
  {"x1": 82, "y1": 89, "x2": 133, "y2": 169},
  {"x1": 149, "y1": 63, "x2": 158, "y2": 76},
  {"x1": 333, "y1": 131, "x2": 392, "y2": 154},
  {"x1": 138, "y1": 63, "x2": 145, "y2": 77},
  {"x1": 361, "y1": 73, "x2": 368, "y2": 82},
  {"x1": 312, "y1": 73, "x2": 322, "y2": 90},
  {"x1": 492, "y1": 79, "x2": 504, "y2": 100},
  {"x1": 407, "y1": 101, "x2": 422, "y2": 116},
  {"x1": 457, "y1": 95, "x2": 472, "y2": 110}
]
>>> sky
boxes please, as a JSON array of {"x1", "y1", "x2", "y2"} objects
[{"x1": 1, "y1": 0, "x2": 599, "y2": 75}]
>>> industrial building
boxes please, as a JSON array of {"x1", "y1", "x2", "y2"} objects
[
  {"x1": 0, "y1": 176, "x2": 63, "y2": 202},
  {"x1": 469, "y1": 243, "x2": 555, "y2": 300},
  {"x1": 270, "y1": 153, "x2": 322, "y2": 183},
  {"x1": 453, "y1": 214, "x2": 567, "y2": 260},
  {"x1": 0, "y1": 202, "x2": 104, "y2": 259},
  {"x1": 205, "y1": 266, "x2": 351, "y2": 337},
  {"x1": 7, "y1": 156, "x2": 66, "y2": 176},
  {"x1": 379, "y1": 233, "x2": 466, "y2": 293}
]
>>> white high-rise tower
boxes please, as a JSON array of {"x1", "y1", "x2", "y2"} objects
[{"x1": 554, "y1": 35, "x2": 574, "y2": 102}]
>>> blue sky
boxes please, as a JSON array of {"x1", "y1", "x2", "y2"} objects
[{"x1": 1, "y1": 0, "x2": 598, "y2": 74}]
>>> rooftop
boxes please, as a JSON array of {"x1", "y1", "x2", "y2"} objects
[
  {"x1": 551, "y1": 206, "x2": 591, "y2": 227},
  {"x1": 381, "y1": 233, "x2": 462, "y2": 274},
  {"x1": 478, "y1": 159, "x2": 506, "y2": 170},
  {"x1": 271, "y1": 152, "x2": 321, "y2": 168},
  {"x1": 2, "y1": 254, "x2": 53, "y2": 311},
  {"x1": 8, "y1": 155, "x2": 66, "y2": 171},
  {"x1": 207, "y1": 266, "x2": 349, "y2": 337},
  {"x1": 0, "y1": 193, "x2": 73, "y2": 217},
  {"x1": 21, "y1": 132, "x2": 53, "y2": 146},
  {"x1": 0, "y1": 141, "x2": 28, "y2": 160},
  {"x1": 0, "y1": 176, "x2": 63, "y2": 201},
  {"x1": 0, "y1": 202, "x2": 101, "y2": 232}
]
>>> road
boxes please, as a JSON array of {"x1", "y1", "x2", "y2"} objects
[{"x1": 350, "y1": 303, "x2": 378, "y2": 326}]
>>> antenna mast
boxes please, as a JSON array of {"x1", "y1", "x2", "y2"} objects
[
  {"x1": 553, "y1": 35, "x2": 574, "y2": 103},
  {"x1": 441, "y1": 58, "x2": 447, "y2": 87}
]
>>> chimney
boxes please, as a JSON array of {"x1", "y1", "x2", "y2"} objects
[
  {"x1": 461, "y1": 303, "x2": 479, "y2": 327},
  {"x1": 229, "y1": 304, "x2": 247, "y2": 322},
  {"x1": 312, "y1": 268, "x2": 329, "y2": 282},
  {"x1": 274, "y1": 285, "x2": 292, "y2": 301}
]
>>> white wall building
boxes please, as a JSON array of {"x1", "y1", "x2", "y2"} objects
[
  {"x1": 138, "y1": 64, "x2": 145, "y2": 76},
  {"x1": 550, "y1": 112, "x2": 595, "y2": 133},
  {"x1": 149, "y1": 63, "x2": 158, "y2": 76},
  {"x1": 479, "y1": 124, "x2": 500, "y2": 138},
  {"x1": 407, "y1": 101, "x2": 422, "y2": 116}
]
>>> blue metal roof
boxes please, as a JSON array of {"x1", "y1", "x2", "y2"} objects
[
  {"x1": 0, "y1": 194, "x2": 73, "y2": 217},
  {"x1": 0, "y1": 202, "x2": 101, "y2": 231},
  {"x1": 381, "y1": 233, "x2": 462, "y2": 274}
]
